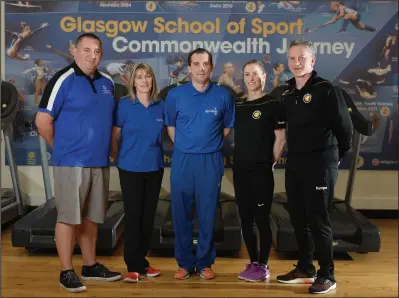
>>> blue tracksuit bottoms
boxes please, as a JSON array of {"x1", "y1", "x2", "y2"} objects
[{"x1": 170, "y1": 149, "x2": 224, "y2": 271}]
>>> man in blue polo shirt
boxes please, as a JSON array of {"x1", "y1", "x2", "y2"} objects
[
  {"x1": 165, "y1": 48, "x2": 235, "y2": 280},
  {"x1": 35, "y1": 33, "x2": 121, "y2": 293}
]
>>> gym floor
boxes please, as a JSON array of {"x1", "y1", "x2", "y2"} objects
[{"x1": 1, "y1": 219, "x2": 397, "y2": 297}]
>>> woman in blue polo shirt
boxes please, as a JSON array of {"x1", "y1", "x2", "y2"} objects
[{"x1": 111, "y1": 63, "x2": 164, "y2": 283}]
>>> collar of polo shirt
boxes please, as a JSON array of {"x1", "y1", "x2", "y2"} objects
[
  {"x1": 188, "y1": 80, "x2": 214, "y2": 96},
  {"x1": 130, "y1": 97, "x2": 155, "y2": 106},
  {"x1": 72, "y1": 61, "x2": 102, "y2": 80}
]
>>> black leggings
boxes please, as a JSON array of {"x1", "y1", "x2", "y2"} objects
[
  {"x1": 233, "y1": 163, "x2": 274, "y2": 265},
  {"x1": 118, "y1": 167, "x2": 164, "y2": 273}
]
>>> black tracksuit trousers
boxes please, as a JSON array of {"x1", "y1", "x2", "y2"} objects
[
  {"x1": 285, "y1": 155, "x2": 338, "y2": 281},
  {"x1": 118, "y1": 168, "x2": 164, "y2": 273}
]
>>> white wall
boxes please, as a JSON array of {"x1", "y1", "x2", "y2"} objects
[
  {"x1": 1, "y1": 165, "x2": 398, "y2": 210},
  {"x1": 1, "y1": 6, "x2": 397, "y2": 210},
  {"x1": 1, "y1": 0, "x2": 5, "y2": 198}
]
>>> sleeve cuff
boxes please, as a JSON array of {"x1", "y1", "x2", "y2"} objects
[{"x1": 37, "y1": 107, "x2": 51, "y2": 114}]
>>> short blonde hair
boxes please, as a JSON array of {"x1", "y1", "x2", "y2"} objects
[
  {"x1": 127, "y1": 63, "x2": 159, "y2": 102},
  {"x1": 288, "y1": 39, "x2": 316, "y2": 56}
]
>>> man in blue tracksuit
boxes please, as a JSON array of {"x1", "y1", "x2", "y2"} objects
[{"x1": 165, "y1": 48, "x2": 235, "y2": 280}]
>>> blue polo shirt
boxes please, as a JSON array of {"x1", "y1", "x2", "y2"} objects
[
  {"x1": 38, "y1": 62, "x2": 115, "y2": 167},
  {"x1": 165, "y1": 81, "x2": 235, "y2": 154},
  {"x1": 114, "y1": 96, "x2": 165, "y2": 172}
]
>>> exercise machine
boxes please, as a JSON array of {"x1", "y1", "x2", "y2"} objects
[
  {"x1": 11, "y1": 84, "x2": 129, "y2": 254},
  {"x1": 270, "y1": 87, "x2": 381, "y2": 253},
  {"x1": 1, "y1": 80, "x2": 28, "y2": 224},
  {"x1": 150, "y1": 192, "x2": 242, "y2": 251},
  {"x1": 150, "y1": 81, "x2": 243, "y2": 252},
  {"x1": 11, "y1": 135, "x2": 125, "y2": 254}
]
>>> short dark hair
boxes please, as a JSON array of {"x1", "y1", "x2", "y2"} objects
[
  {"x1": 188, "y1": 48, "x2": 213, "y2": 66},
  {"x1": 75, "y1": 33, "x2": 102, "y2": 49},
  {"x1": 273, "y1": 63, "x2": 283, "y2": 70}
]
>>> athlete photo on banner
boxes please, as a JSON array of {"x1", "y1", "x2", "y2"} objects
[
  {"x1": 4, "y1": 0, "x2": 398, "y2": 169},
  {"x1": 4, "y1": 1, "x2": 79, "y2": 13}
]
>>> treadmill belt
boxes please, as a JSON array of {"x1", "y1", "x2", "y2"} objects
[
  {"x1": 31, "y1": 207, "x2": 58, "y2": 235},
  {"x1": 278, "y1": 202, "x2": 358, "y2": 238},
  {"x1": 274, "y1": 193, "x2": 359, "y2": 238},
  {"x1": 1, "y1": 190, "x2": 14, "y2": 207},
  {"x1": 162, "y1": 205, "x2": 224, "y2": 241},
  {"x1": 1, "y1": 197, "x2": 15, "y2": 208},
  {"x1": 330, "y1": 208, "x2": 357, "y2": 233},
  {"x1": 30, "y1": 201, "x2": 115, "y2": 235}
]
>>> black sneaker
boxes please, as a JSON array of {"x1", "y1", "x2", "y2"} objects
[
  {"x1": 81, "y1": 263, "x2": 121, "y2": 281},
  {"x1": 309, "y1": 277, "x2": 337, "y2": 294},
  {"x1": 277, "y1": 265, "x2": 316, "y2": 284},
  {"x1": 59, "y1": 270, "x2": 86, "y2": 293}
]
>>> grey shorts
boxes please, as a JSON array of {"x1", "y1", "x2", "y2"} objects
[{"x1": 53, "y1": 167, "x2": 110, "y2": 225}]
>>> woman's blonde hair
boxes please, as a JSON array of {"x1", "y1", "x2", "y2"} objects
[{"x1": 127, "y1": 63, "x2": 159, "y2": 102}]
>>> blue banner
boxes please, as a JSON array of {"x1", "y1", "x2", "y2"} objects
[{"x1": 4, "y1": 0, "x2": 398, "y2": 170}]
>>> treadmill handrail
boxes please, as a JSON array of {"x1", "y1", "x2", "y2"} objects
[
  {"x1": 344, "y1": 130, "x2": 362, "y2": 205},
  {"x1": 334, "y1": 86, "x2": 373, "y2": 136},
  {"x1": 334, "y1": 87, "x2": 373, "y2": 206},
  {"x1": 39, "y1": 136, "x2": 53, "y2": 201},
  {"x1": 4, "y1": 127, "x2": 23, "y2": 206}
]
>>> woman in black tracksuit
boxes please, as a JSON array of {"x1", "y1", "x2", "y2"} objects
[{"x1": 233, "y1": 59, "x2": 286, "y2": 282}]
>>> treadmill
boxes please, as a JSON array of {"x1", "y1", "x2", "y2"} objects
[
  {"x1": 150, "y1": 192, "x2": 242, "y2": 251},
  {"x1": 12, "y1": 139, "x2": 125, "y2": 254},
  {"x1": 1, "y1": 81, "x2": 28, "y2": 224},
  {"x1": 11, "y1": 111, "x2": 126, "y2": 254},
  {"x1": 150, "y1": 81, "x2": 243, "y2": 252},
  {"x1": 270, "y1": 87, "x2": 381, "y2": 253}
]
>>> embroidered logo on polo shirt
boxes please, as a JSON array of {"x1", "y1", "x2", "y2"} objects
[
  {"x1": 102, "y1": 85, "x2": 112, "y2": 95},
  {"x1": 205, "y1": 107, "x2": 218, "y2": 116},
  {"x1": 156, "y1": 118, "x2": 164, "y2": 122},
  {"x1": 252, "y1": 110, "x2": 261, "y2": 119},
  {"x1": 303, "y1": 93, "x2": 312, "y2": 103}
]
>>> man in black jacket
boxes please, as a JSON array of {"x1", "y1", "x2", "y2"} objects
[{"x1": 274, "y1": 39, "x2": 353, "y2": 294}]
